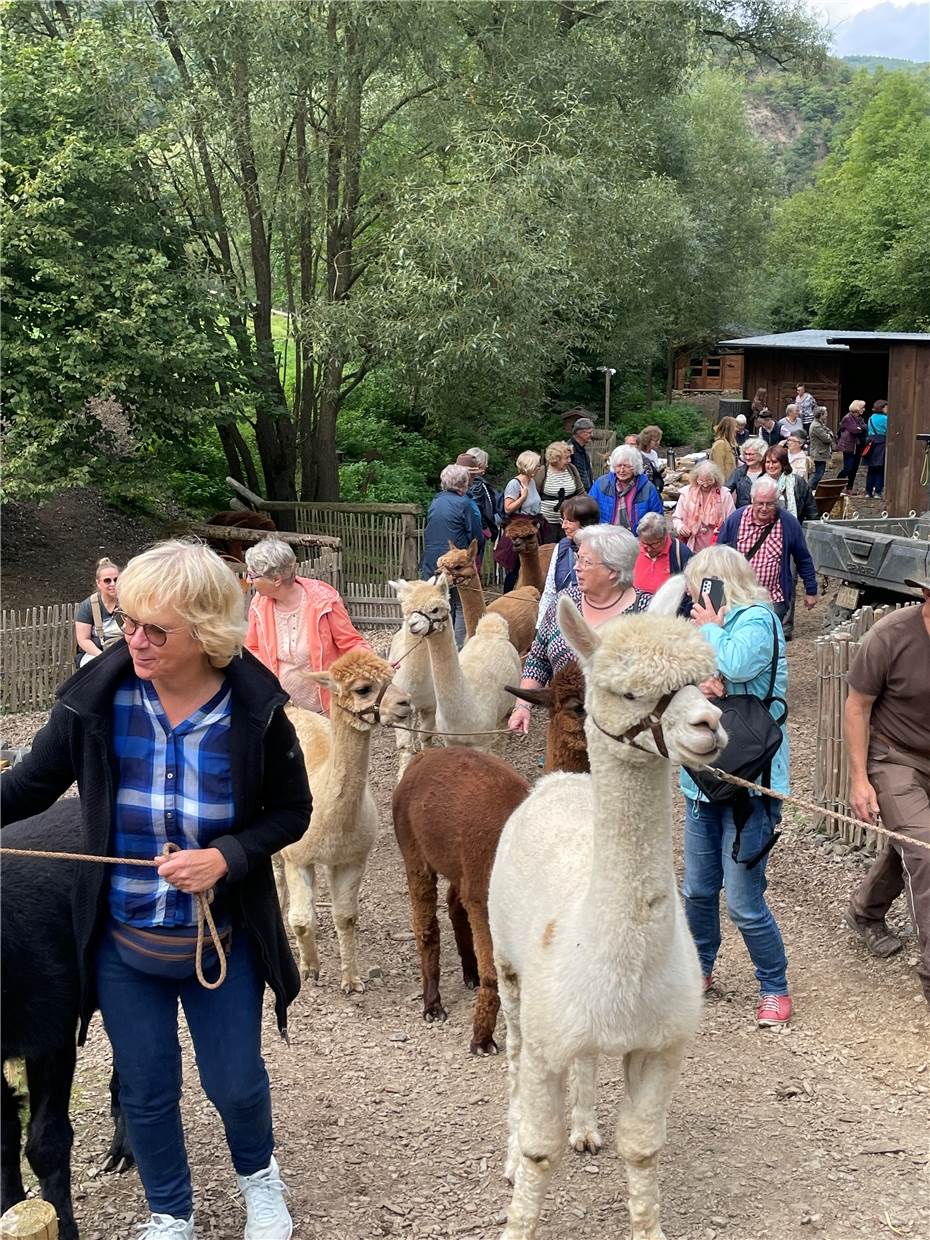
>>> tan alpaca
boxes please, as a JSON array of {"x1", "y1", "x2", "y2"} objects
[
  {"x1": 437, "y1": 540, "x2": 540, "y2": 654},
  {"x1": 281, "y1": 649, "x2": 410, "y2": 993},
  {"x1": 489, "y1": 581, "x2": 727, "y2": 1240},
  {"x1": 390, "y1": 576, "x2": 521, "y2": 756},
  {"x1": 505, "y1": 516, "x2": 556, "y2": 594}
]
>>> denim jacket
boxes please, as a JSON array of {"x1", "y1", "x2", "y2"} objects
[{"x1": 679, "y1": 603, "x2": 790, "y2": 802}]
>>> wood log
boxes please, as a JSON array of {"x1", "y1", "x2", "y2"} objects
[
  {"x1": 190, "y1": 524, "x2": 341, "y2": 550},
  {"x1": 0, "y1": 1199, "x2": 58, "y2": 1239}
]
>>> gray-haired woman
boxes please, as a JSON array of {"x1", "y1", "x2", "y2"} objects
[
  {"x1": 588, "y1": 444, "x2": 664, "y2": 532},
  {"x1": 725, "y1": 437, "x2": 768, "y2": 508},
  {"x1": 507, "y1": 524, "x2": 649, "y2": 735},
  {"x1": 244, "y1": 536, "x2": 369, "y2": 714},
  {"x1": 421, "y1": 463, "x2": 484, "y2": 646}
]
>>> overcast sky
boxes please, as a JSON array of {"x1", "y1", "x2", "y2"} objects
[{"x1": 809, "y1": 0, "x2": 930, "y2": 56}]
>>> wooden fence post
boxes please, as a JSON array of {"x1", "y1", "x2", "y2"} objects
[{"x1": 400, "y1": 512, "x2": 420, "y2": 581}]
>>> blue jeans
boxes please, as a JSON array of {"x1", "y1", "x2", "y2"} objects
[
  {"x1": 682, "y1": 798, "x2": 789, "y2": 994},
  {"x1": 96, "y1": 927, "x2": 274, "y2": 1217},
  {"x1": 810, "y1": 460, "x2": 827, "y2": 491}
]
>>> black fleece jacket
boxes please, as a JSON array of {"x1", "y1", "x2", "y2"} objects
[{"x1": 0, "y1": 644, "x2": 312, "y2": 1040}]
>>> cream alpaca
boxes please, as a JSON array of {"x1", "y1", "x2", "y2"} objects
[
  {"x1": 390, "y1": 576, "x2": 522, "y2": 756},
  {"x1": 488, "y1": 581, "x2": 726, "y2": 1240},
  {"x1": 280, "y1": 649, "x2": 410, "y2": 993},
  {"x1": 388, "y1": 613, "x2": 438, "y2": 780}
]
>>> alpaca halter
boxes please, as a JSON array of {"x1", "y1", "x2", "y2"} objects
[
  {"x1": 408, "y1": 609, "x2": 447, "y2": 634},
  {"x1": 336, "y1": 679, "x2": 393, "y2": 726},
  {"x1": 590, "y1": 691, "x2": 675, "y2": 760}
]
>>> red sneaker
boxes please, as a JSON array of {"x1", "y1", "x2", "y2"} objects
[
  {"x1": 704, "y1": 974, "x2": 714, "y2": 993},
  {"x1": 756, "y1": 993, "x2": 792, "y2": 1027}
]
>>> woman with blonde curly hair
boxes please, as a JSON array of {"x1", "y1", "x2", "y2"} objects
[{"x1": 1, "y1": 539, "x2": 311, "y2": 1239}]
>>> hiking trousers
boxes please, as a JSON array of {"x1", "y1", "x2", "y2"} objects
[{"x1": 849, "y1": 739, "x2": 930, "y2": 1005}]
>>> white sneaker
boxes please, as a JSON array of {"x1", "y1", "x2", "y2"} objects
[
  {"x1": 135, "y1": 1216, "x2": 195, "y2": 1239},
  {"x1": 236, "y1": 1155, "x2": 293, "y2": 1239}
]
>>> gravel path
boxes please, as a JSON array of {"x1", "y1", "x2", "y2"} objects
[{"x1": 5, "y1": 611, "x2": 928, "y2": 1240}]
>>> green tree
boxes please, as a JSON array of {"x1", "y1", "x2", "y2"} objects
[
  {"x1": 768, "y1": 71, "x2": 930, "y2": 330},
  {"x1": 0, "y1": 16, "x2": 242, "y2": 501}
]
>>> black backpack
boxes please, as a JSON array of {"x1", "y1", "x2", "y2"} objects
[{"x1": 685, "y1": 609, "x2": 786, "y2": 867}]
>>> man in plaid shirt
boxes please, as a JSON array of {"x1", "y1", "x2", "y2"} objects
[{"x1": 717, "y1": 476, "x2": 818, "y2": 628}]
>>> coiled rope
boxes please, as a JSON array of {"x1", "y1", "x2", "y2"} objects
[{"x1": 0, "y1": 842, "x2": 228, "y2": 988}]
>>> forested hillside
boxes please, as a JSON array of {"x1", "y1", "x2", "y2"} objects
[{"x1": 1, "y1": 0, "x2": 926, "y2": 510}]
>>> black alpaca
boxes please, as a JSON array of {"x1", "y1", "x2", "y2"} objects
[{"x1": 1, "y1": 800, "x2": 132, "y2": 1239}]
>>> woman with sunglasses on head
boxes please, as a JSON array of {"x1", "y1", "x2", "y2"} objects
[
  {"x1": 244, "y1": 535, "x2": 369, "y2": 715},
  {"x1": 1, "y1": 540, "x2": 312, "y2": 1239},
  {"x1": 74, "y1": 556, "x2": 123, "y2": 667}
]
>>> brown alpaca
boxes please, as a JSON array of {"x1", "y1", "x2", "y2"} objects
[
  {"x1": 206, "y1": 510, "x2": 277, "y2": 563},
  {"x1": 392, "y1": 747, "x2": 529, "y2": 1053},
  {"x1": 507, "y1": 660, "x2": 590, "y2": 774},
  {"x1": 437, "y1": 540, "x2": 540, "y2": 655},
  {"x1": 505, "y1": 515, "x2": 556, "y2": 594}
]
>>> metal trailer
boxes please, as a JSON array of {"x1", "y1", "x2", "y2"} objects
[{"x1": 806, "y1": 513, "x2": 930, "y2": 630}]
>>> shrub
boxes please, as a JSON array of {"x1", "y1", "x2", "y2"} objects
[{"x1": 615, "y1": 403, "x2": 711, "y2": 450}]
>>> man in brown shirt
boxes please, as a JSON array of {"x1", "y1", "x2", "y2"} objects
[{"x1": 844, "y1": 579, "x2": 930, "y2": 1007}]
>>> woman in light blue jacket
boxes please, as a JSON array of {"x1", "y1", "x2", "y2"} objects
[{"x1": 679, "y1": 545, "x2": 793, "y2": 1029}]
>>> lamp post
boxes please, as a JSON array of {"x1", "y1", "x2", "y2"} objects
[{"x1": 596, "y1": 366, "x2": 616, "y2": 431}]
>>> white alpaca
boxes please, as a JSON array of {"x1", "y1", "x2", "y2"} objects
[
  {"x1": 391, "y1": 576, "x2": 521, "y2": 755},
  {"x1": 281, "y1": 648, "x2": 410, "y2": 993},
  {"x1": 389, "y1": 614, "x2": 438, "y2": 779},
  {"x1": 488, "y1": 582, "x2": 726, "y2": 1240}
]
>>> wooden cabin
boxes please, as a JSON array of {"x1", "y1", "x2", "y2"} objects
[{"x1": 704, "y1": 330, "x2": 930, "y2": 516}]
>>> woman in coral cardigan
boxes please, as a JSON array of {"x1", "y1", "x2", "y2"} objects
[{"x1": 244, "y1": 536, "x2": 369, "y2": 714}]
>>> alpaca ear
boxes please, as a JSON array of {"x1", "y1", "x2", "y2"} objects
[
  {"x1": 305, "y1": 670, "x2": 337, "y2": 690},
  {"x1": 557, "y1": 595, "x2": 600, "y2": 663},
  {"x1": 648, "y1": 575, "x2": 687, "y2": 617},
  {"x1": 505, "y1": 684, "x2": 553, "y2": 709},
  {"x1": 467, "y1": 538, "x2": 478, "y2": 557},
  {"x1": 447, "y1": 540, "x2": 458, "y2": 552},
  {"x1": 389, "y1": 579, "x2": 412, "y2": 601}
]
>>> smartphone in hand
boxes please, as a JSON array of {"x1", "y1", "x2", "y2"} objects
[{"x1": 700, "y1": 576, "x2": 726, "y2": 612}]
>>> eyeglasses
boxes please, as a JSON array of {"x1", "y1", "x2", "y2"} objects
[
  {"x1": 246, "y1": 571, "x2": 267, "y2": 582},
  {"x1": 114, "y1": 610, "x2": 185, "y2": 647},
  {"x1": 574, "y1": 556, "x2": 602, "y2": 570},
  {"x1": 100, "y1": 577, "x2": 119, "y2": 585}
]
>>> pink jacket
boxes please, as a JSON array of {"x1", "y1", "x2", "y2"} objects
[{"x1": 244, "y1": 577, "x2": 369, "y2": 714}]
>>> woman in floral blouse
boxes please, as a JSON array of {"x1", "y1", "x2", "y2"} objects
[{"x1": 507, "y1": 524, "x2": 650, "y2": 735}]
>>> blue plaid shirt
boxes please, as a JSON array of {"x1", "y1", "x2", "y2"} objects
[{"x1": 110, "y1": 673, "x2": 235, "y2": 928}]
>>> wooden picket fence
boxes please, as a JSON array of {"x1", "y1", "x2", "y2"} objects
[
  {"x1": 0, "y1": 603, "x2": 83, "y2": 715},
  {"x1": 813, "y1": 601, "x2": 919, "y2": 851}
]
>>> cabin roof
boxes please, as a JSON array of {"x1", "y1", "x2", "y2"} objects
[{"x1": 718, "y1": 329, "x2": 930, "y2": 351}]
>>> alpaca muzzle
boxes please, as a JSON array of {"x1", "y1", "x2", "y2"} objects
[{"x1": 408, "y1": 609, "x2": 446, "y2": 635}]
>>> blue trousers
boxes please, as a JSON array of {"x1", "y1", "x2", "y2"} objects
[
  {"x1": 810, "y1": 460, "x2": 827, "y2": 491},
  {"x1": 96, "y1": 928, "x2": 274, "y2": 1217},
  {"x1": 682, "y1": 797, "x2": 789, "y2": 995}
]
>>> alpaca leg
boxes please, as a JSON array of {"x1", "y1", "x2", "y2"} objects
[
  {"x1": 501, "y1": 1047, "x2": 566, "y2": 1240},
  {"x1": 463, "y1": 901, "x2": 499, "y2": 1056},
  {"x1": 272, "y1": 852, "x2": 287, "y2": 915},
  {"x1": 328, "y1": 861, "x2": 366, "y2": 995},
  {"x1": 447, "y1": 885, "x2": 479, "y2": 989},
  {"x1": 406, "y1": 864, "x2": 444, "y2": 1021},
  {"x1": 616, "y1": 1042, "x2": 688, "y2": 1240},
  {"x1": 1, "y1": 1072, "x2": 26, "y2": 1213},
  {"x1": 24, "y1": 1049, "x2": 78, "y2": 1240},
  {"x1": 420, "y1": 707, "x2": 438, "y2": 749},
  {"x1": 568, "y1": 1054, "x2": 603, "y2": 1154},
  {"x1": 497, "y1": 963, "x2": 523, "y2": 1183},
  {"x1": 286, "y1": 860, "x2": 320, "y2": 982}
]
